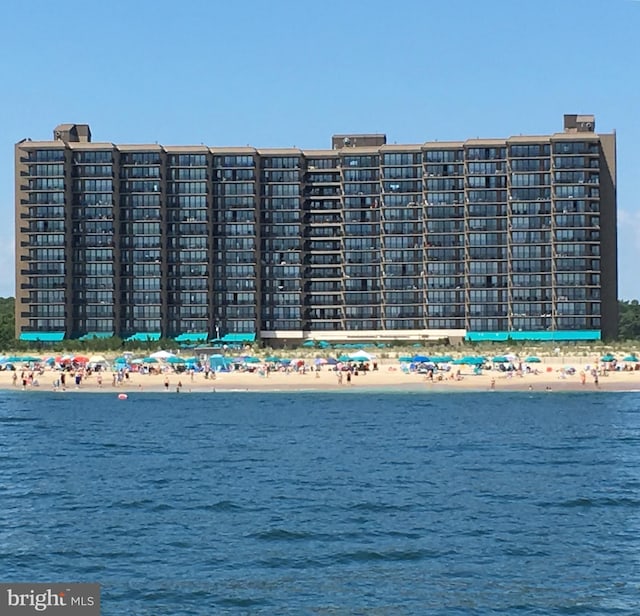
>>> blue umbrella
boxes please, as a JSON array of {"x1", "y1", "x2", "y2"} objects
[{"x1": 412, "y1": 355, "x2": 430, "y2": 363}]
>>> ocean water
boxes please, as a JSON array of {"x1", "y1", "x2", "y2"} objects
[{"x1": 1, "y1": 390, "x2": 640, "y2": 615}]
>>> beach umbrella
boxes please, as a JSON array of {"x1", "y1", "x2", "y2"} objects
[
  {"x1": 412, "y1": 355, "x2": 430, "y2": 363},
  {"x1": 314, "y1": 358, "x2": 327, "y2": 365},
  {"x1": 398, "y1": 355, "x2": 413, "y2": 363},
  {"x1": 142, "y1": 357, "x2": 159, "y2": 364},
  {"x1": 20, "y1": 355, "x2": 42, "y2": 363},
  {"x1": 525, "y1": 356, "x2": 541, "y2": 363},
  {"x1": 492, "y1": 356, "x2": 509, "y2": 363},
  {"x1": 431, "y1": 356, "x2": 453, "y2": 363},
  {"x1": 623, "y1": 355, "x2": 638, "y2": 362},
  {"x1": 462, "y1": 356, "x2": 485, "y2": 365},
  {"x1": 302, "y1": 340, "x2": 316, "y2": 348},
  {"x1": 114, "y1": 356, "x2": 128, "y2": 364},
  {"x1": 265, "y1": 356, "x2": 280, "y2": 362},
  {"x1": 600, "y1": 354, "x2": 616, "y2": 362},
  {"x1": 338, "y1": 354, "x2": 352, "y2": 362},
  {"x1": 243, "y1": 356, "x2": 261, "y2": 363},
  {"x1": 88, "y1": 355, "x2": 106, "y2": 364},
  {"x1": 73, "y1": 355, "x2": 90, "y2": 364},
  {"x1": 5, "y1": 356, "x2": 23, "y2": 363},
  {"x1": 166, "y1": 356, "x2": 186, "y2": 364},
  {"x1": 350, "y1": 350, "x2": 374, "y2": 361},
  {"x1": 325, "y1": 357, "x2": 338, "y2": 365},
  {"x1": 318, "y1": 341, "x2": 331, "y2": 349},
  {"x1": 150, "y1": 350, "x2": 176, "y2": 359}
]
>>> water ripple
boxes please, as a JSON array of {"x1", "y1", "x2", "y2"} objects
[{"x1": 2, "y1": 391, "x2": 640, "y2": 614}]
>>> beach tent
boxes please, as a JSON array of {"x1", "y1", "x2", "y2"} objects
[{"x1": 209, "y1": 354, "x2": 232, "y2": 372}]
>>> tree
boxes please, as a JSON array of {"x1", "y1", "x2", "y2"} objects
[
  {"x1": 618, "y1": 300, "x2": 640, "y2": 340},
  {"x1": 0, "y1": 297, "x2": 15, "y2": 347}
]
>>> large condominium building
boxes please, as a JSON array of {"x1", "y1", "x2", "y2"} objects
[{"x1": 14, "y1": 115, "x2": 617, "y2": 345}]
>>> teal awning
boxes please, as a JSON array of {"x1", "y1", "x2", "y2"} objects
[
  {"x1": 78, "y1": 332, "x2": 113, "y2": 341},
  {"x1": 174, "y1": 332, "x2": 208, "y2": 343},
  {"x1": 19, "y1": 332, "x2": 65, "y2": 342},
  {"x1": 219, "y1": 333, "x2": 256, "y2": 343},
  {"x1": 466, "y1": 330, "x2": 601, "y2": 342},
  {"x1": 125, "y1": 332, "x2": 161, "y2": 342}
]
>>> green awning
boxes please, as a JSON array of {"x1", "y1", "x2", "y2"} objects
[
  {"x1": 19, "y1": 332, "x2": 65, "y2": 342},
  {"x1": 125, "y1": 332, "x2": 161, "y2": 342},
  {"x1": 78, "y1": 332, "x2": 113, "y2": 341},
  {"x1": 174, "y1": 332, "x2": 209, "y2": 342},
  {"x1": 219, "y1": 333, "x2": 256, "y2": 343}
]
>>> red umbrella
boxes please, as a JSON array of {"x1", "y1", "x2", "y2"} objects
[{"x1": 73, "y1": 355, "x2": 90, "y2": 364}]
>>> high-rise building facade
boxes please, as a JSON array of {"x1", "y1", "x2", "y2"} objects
[{"x1": 14, "y1": 115, "x2": 617, "y2": 344}]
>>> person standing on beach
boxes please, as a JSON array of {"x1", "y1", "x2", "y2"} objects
[
  {"x1": 490, "y1": 377, "x2": 496, "y2": 390},
  {"x1": 164, "y1": 376, "x2": 169, "y2": 391}
]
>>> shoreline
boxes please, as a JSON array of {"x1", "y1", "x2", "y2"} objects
[{"x1": 1, "y1": 369, "x2": 637, "y2": 395}]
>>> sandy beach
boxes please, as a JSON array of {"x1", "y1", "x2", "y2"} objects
[{"x1": 3, "y1": 356, "x2": 640, "y2": 394}]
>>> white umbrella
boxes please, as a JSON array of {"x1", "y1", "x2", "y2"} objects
[
  {"x1": 88, "y1": 355, "x2": 107, "y2": 363},
  {"x1": 349, "y1": 350, "x2": 375, "y2": 361},
  {"x1": 149, "y1": 350, "x2": 176, "y2": 359}
]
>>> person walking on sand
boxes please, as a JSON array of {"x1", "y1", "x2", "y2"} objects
[
  {"x1": 164, "y1": 376, "x2": 169, "y2": 391},
  {"x1": 490, "y1": 377, "x2": 496, "y2": 390}
]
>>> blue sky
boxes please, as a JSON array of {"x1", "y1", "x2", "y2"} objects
[{"x1": 1, "y1": 0, "x2": 639, "y2": 298}]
